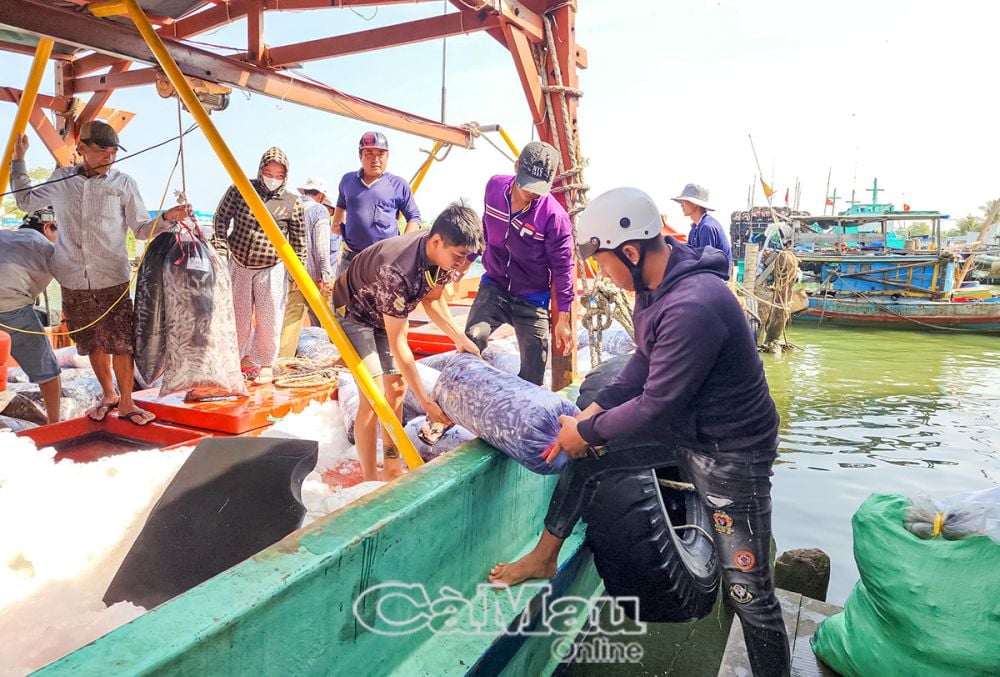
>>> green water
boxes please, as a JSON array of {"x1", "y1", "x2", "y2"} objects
[{"x1": 764, "y1": 324, "x2": 1000, "y2": 604}]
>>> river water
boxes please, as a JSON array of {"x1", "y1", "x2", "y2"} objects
[{"x1": 765, "y1": 323, "x2": 1000, "y2": 604}]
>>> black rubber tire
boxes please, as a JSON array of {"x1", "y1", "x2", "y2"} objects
[
  {"x1": 575, "y1": 358, "x2": 720, "y2": 623},
  {"x1": 583, "y1": 467, "x2": 719, "y2": 622}
]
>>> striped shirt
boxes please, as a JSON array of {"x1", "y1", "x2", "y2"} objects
[
  {"x1": 10, "y1": 159, "x2": 156, "y2": 290},
  {"x1": 302, "y1": 199, "x2": 333, "y2": 284}
]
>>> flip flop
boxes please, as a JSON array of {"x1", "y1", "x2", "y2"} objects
[
  {"x1": 418, "y1": 422, "x2": 455, "y2": 446},
  {"x1": 87, "y1": 400, "x2": 119, "y2": 422},
  {"x1": 118, "y1": 410, "x2": 156, "y2": 426}
]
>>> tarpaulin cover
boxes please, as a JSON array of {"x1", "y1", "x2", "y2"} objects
[
  {"x1": 431, "y1": 353, "x2": 577, "y2": 474},
  {"x1": 812, "y1": 493, "x2": 1000, "y2": 676},
  {"x1": 133, "y1": 232, "x2": 174, "y2": 386},
  {"x1": 104, "y1": 437, "x2": 318, "y2": 610}
]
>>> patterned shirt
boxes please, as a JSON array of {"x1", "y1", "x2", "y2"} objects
[
  {"x1": 0, "y1": 228, "x2": 53, "y2": 313},
  {"x1": 10, "y1": 159, "x2": 155, "y2": 290},
  {"x1": 331, "y1": 231, "x2": 452, "y2": 330},
  {"x1": 211, "y1": 147, "x2": 307, "y2": 269}
]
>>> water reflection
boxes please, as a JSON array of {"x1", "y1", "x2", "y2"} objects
[{"x1": 763, "y1": 325, "x2": 1000, "y2": 604}]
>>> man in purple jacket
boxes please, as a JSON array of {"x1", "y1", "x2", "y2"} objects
[
  {"x1": 488, "y1": 189, "x2": 790, "y2": 677},
  {"x1": 464, "y1": 141, "x2": 575, "y2": 385}
]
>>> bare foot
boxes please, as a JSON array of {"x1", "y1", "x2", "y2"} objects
[{"x1": 487, "y1": 552, "x2": 558, "y2": 588}]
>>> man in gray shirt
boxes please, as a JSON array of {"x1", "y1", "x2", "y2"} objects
[
  {"x1": 10, "y1": 123, "x2": 189, "y2": 425},
  {"x1": 0, "y1": 209, "x2": 61, "y2": 423}
]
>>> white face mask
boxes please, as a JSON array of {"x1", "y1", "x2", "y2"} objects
[{"x1": 262, "y1": 176, "x2": 282, "y2": 192}]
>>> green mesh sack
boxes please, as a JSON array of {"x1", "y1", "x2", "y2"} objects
[{"x1": 812, "y1": 493, "x2": 1000, "y2": 676}]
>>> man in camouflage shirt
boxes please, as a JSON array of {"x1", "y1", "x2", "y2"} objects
[{"x1": 331, "y1": 203, "x2": 483, "y2": 481}]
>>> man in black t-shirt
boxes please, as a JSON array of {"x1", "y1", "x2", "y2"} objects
[{"x1": 331, "y1": 203, "x2": 484, "y2": 481}]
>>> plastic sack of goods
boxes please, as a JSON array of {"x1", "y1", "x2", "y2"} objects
[
  {"x1": 338, "y1": 363, "x2": 441, "y2": 444},
  {"x1": 296, "y1": 327, "x2": 341, "y2": 363},
  {"x1": 812, "y1": 492, "x2": 1000, "y2": 676},
  {"x1": 404, "y1": 415, "x2": 476, "y2": 462},
  {"x1": 160, "y1": 229, "x2": 246, "y2": 400},
  {"x1": 430, "y1": 353, "x2": 577, "y2": 474}
]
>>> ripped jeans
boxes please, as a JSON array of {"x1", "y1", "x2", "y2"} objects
[{"x1": 544, "y1": 439, "x2": 790, "y2": 677}]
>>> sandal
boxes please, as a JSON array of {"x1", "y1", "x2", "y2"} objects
[
  {"x1": 118, "y1": 409, "x2": 156, "y2": 426},
  {"x1": 418, "y1": 422, "x2": 455, "y2": 446},
  {"x1": 87, "y1": 400, "x2": 119, "y2": 422}
]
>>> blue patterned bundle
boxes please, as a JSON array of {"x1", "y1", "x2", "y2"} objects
[{"x1": 430, "y1": 353, "x2": 577, "y2": 474}]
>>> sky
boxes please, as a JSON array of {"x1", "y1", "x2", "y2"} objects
[{"x1": 2, "y1": 0, "x2": 999, "y2": 226}]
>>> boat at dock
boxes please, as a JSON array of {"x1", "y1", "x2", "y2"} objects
[{"x1": 786, "y1": 209, "x2": 1000, "y2": 333}]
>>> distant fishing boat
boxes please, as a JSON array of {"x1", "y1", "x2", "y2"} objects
[{"x1": 786, "y1": 205, "x2": 1000, "y2": 333}]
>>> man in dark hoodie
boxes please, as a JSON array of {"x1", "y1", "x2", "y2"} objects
[
  {"x1": 487, "y1": 188, "x2": 789, "y2": 676},
  {"x1": 212, "y1": 147, "x2": 306, "y2": 384}
]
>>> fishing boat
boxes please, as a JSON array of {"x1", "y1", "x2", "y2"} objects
[
  {"x1": 0, "y1": 2, "x2": 764, "y2": 675},
  {"x1": 786, "y1": 206, "x2": 1000, "y2": 333}
]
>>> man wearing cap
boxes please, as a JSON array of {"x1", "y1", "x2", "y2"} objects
[
  {"x1": 10, "y1": 126, "x2": 189, "y2": 426},
  {"x1": 278, "y1": 176, "x2": 335, "y2": 358},
  {"x1": 0, "y1": 209, "x2": 61, "y2": 423},
  {"x1": 673, "y1": 183, "x2": 732, "y2": 269},
  {"x1": 332, "y1": 131, "x2": 421, "y2": 276},
  {"x1": 464, "y1": 141, "x2": 575, "y2": 386}
]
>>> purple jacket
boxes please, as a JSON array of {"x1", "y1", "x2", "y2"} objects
[
  {"x1": 481, "y1": 175, "x2": 575, "y2": 312},
  {"x1": 578, "y1": 238, "x2": 778, "y2": 453}
]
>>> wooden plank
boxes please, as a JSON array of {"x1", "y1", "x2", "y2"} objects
[{"x1": 718, "y1": 589, "x2": 841, "y2": 676}]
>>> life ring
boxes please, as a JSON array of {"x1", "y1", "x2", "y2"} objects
[{"x1": 576, "y1": 358, "x2": 720, "y2": 622}]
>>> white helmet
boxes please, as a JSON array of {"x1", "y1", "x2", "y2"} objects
[{"x1": 576, "y1": 187, "x2": 662, "y2": 258}]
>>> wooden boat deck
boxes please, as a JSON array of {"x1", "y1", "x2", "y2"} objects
[{"x1": 718, "y1": 589, "x2": 841, "y2": 676}]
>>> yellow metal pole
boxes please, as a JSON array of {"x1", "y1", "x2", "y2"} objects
[
  {"x1": 410, "y1": 141, "x2": 442, "y2": 194},
  {"x1": 497, "y1": 127, "x2": 520, "y2": 157},
  {"x1": 0, "y1": 38, "x2": 54, "y2": 194},
  {"x1": 101, "y1": 0, "x2": 423, "y2": 470}
]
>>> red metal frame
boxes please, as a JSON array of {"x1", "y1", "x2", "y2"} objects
[{"x1": 0, "y1": 0, "x2": 587, "y2": 387}]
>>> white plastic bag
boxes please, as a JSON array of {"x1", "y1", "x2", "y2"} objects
[{"x1": 905, "y1": 486, "x2": 1000, "y2": 544}]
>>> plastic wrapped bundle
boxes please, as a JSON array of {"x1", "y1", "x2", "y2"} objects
[
  {"x1": 159, "y1": 231, "x2": 246, "y2": 401},
  {"x1": 0, "y1": 414, "x2": 37, "y2": 432},
  {"x1": 401, "y1": 363, "x2": 442, "y2": 422},
  {"x1": 133, "y1": 232, "x2": 175, "y2": 385},
  {"x1": 59, "y1": 369, "x2": 105, "y2": 419},
  {"x1": 417, "y1": 350, "x2": 456, "y2": 371},
  {"x1": 404, "y1": 415, "x2": 477, "y2": 462},
  {"x1": 431, "y1": 353, "x2": 577, "y2": 474},
  {"x1": 339, "y1": 363, "x2": 439, "y2": 443},
  {"x1": 296, "y1": 326, "x2": 341, "y2": 363},
  {"x1": 338, "y1": 372, "x2": 362, "y2": 444},
  {"x1": 482, "y1": 345, "x2": 521, "y2": 376}
]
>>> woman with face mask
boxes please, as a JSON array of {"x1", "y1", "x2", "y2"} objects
[{"x1": 211, "y1": 147, "x2": 307, "y2": 384}]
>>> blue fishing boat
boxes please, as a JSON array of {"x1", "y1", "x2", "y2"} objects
[{"x1": 787, "y1": 205, "x2": 1000, "y2": 333}]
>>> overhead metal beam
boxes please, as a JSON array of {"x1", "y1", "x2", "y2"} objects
[
  {"x1": 247, "y1": 0, "x2": 265, "y2": 65},
  {"x1": 73, "y1": 66, "x2": 160, "y2": 92},
  {"x1": 265, "y1": 11, "x2": 498, "y2": 67},
  {"x1": 28, "y1": 106, "x2": 75, "y2": 167},
  {"x1": 0, "y1": 0, "x2": 474, "y2": 147},
  {"x1": 78, "y1": 60, "x2": 133, "y2": 124}
]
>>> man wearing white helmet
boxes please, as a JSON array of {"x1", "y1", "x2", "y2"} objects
[{"x1": 488, "y1": 187, "x2": 789, "y2": 676}]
